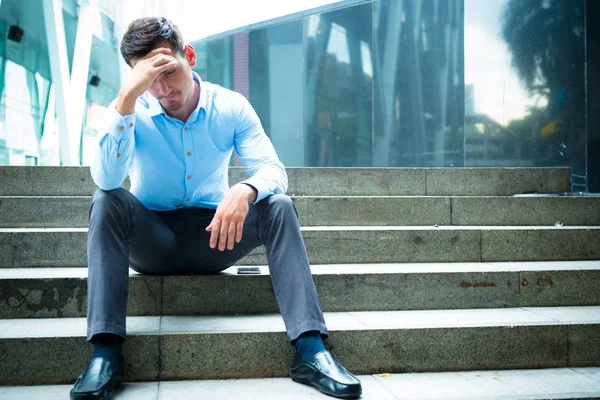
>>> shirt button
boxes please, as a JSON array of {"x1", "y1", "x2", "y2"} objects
[
  {"x1": 187, "y1": 175, "x2": 191, "y2": 180},
  {"x1": 116, "y1": 153, "x2": 121, "y2": 159},
  {"x1": 185, "y1": 198, "x2": 190, "y2": 202},
  {"x1": 129, "y1": 122, "x2": 134, "y2": 128},
  {"x1": 187, "y1": 151, "x2": 192, "y2": 156},
  {"x1": 119, "y1": 126, "x2": 124, "y2": 131},
  {"x1": 184, "y1": 126, "x2": 188, "y2": 131}
]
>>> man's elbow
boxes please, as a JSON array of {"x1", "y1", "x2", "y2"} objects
[
  {"x1": 91, "y1": 169, "x2": 123, "y2": 191},
  {"x1": 96, "y1": 181, "x2": 122, "y2": 191},
  {"x1": 279, "y1": 166, "x2": 289, "y2": 193}
]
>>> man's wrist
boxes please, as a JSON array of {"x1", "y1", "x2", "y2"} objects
[
  {"x1": 238, "y1": 183, "x2": 258, "y2": 202},
  {"x1": 116, "y1": 88, "x2": 137, "y2": 116}
]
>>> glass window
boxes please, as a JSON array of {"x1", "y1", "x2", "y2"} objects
[
  {"x1": 187, "y1": 0, "x2": 590, "y2": 191},
  {"x1": 194, "y1": 43, "x2": 208, "y2": 80},
  {"x1": 247, "y1": 20, "x2": 305, "y2": 166},
  {"x1": 208, "y1": 38, "x2": 233, "y2": 89},
  {"x1": 40, "y1": 86, "x2": 59, "y2": 166},
  {"x1": 1, "y1": 61, "x2": 41, "y2": 165},
  {"x1": 360, "y1": 41, "x2": 373, "y2": 77},
  {"x1": 326, "y1": 23, "x2": 351, "y2": 64},
  {"x1": 373, "y1": 0, "x2": 464, "y2": 167},
  {"x1": 464, "y1": 0, "x2": 586, "y2": 187},
  {"x1": 305, "y1": 2, "x2": 373, "y2": 167}
]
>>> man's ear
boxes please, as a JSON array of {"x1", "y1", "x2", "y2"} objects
[{"x1": 185, "y1": 44, "x2": 197, "y2": 67}]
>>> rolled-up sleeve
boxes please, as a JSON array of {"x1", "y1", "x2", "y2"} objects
[
  {"x1": 233, "y1": 95, "x2": 288, "y2": 203},
  {"x1": 90, "y1": 101, "x2": 136, "y2": 191}
]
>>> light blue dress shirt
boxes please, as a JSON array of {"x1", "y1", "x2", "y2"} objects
[{"x1": 90, "y1": 72, "x2": 288, "y2": 211}]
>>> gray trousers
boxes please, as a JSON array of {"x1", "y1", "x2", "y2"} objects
[{"x1": 87, "y1": 188, "x2": 328, "y2": 343}]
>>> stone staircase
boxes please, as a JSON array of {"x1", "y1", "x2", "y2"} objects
[{"x1": 1, "y1": 166, "x2": 600, "y2": 399}]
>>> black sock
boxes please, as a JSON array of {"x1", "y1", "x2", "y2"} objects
[
  {"x1": 294, "y1": 331, "x2": 326, "y2": 362},
  {"x1": 92, "y1": 333, "x2": 124, "y2": 367}
]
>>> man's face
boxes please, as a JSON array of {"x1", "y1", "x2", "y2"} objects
[{"x1": 132, "y1": 43, "x2": 196, "y2": 113}]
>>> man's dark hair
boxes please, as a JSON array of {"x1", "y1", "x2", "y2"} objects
[{"x1": 120, "y1": 17, "x2": 185, "y2": 66}]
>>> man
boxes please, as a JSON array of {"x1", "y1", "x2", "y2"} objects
[{"x1": 70, "y1": 17, "x2": 362, "y2": 400}]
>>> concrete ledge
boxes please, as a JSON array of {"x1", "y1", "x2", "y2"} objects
[
  {"x1": 570, "y1": 324, "x2": 600, "y2": 367},
  {"x1": 0, "y1": 229, "x2": 88, "y2": 267},
  {"x1": 426, "y1": 168, "x2": 571, "y2": 196},
  {"x1": 1, "y1": 307, "x2": 598, "y2": 384},
  {"x1": 0, "y1": 167, "x2": 100, "y2": 196},
  {"x1": 1, "y1": 227, "x2": 599, "y2": 267},
  {"x1": 0, "y1": 269, "x2": 161, "y2": 318},
  {"x1": 0, "y1": 196, "x2": 453, "y2": 228},
  {"x1": 0, "y1": 317, "x2": 159, "y2": 384},
  {"x1": 5, "y1": 195, "x2": 600, "y2": 229},
  {"x1": 0, "y1": 197, "x2": 91, "y2": 228},
  {"x1": 2, "y1": 262, "x2": 600, "y2": 319},
  {"x1": 0, "y1": 166, "x2": 571, "y2": 196},
  {"x1": 294, "y1": 196, "x2": 451, "y2": 226},
  {"x1": 482, "y1": 228, "x2": 600, "y2": 262},
  {"x1": 281, "y1": 168, "x2": 426, "y2": 196},
  {"x1": 452, "y1": 196, "x2": 600, "y2": 226}
]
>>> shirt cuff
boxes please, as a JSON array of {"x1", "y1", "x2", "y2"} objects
[
  {"x1": 240, "y1": 182, "x2": 258, "y2": 197},
  {"x1": 104, "y1": 105, "x2": 136, "y2": 141},
  {"x1": 241, "y1": 177, "x2": 267, "y2": 204}
]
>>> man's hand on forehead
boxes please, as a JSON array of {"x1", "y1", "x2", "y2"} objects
[
  {"x1": 116, "y1": 46, "x2": 178, "y2": 115},
  {"x1": 143, "y1": 47, "x2": 173, "y2": 59}
]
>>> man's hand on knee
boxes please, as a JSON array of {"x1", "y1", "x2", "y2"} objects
[{"x1": 206, "y1": 183, "x2": 255, "y2": 251}]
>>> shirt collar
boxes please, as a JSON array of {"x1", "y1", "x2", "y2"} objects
[
  {"x1": 195, "y1": 72, "x2": 207, "y2": 113},
  {"x1": 143, "y1": 71, "x2": 206, "y2": 118}
]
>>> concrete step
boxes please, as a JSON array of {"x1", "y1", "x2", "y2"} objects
[
  {"x1": 1, "y1": 226, "x2": 599, "y2": 268},
  {"x1": 2, "y1": 368, "x2": 600, "y2": 399},
  {"x1": 2, "y1": 262, "x2": 600, "y2": 319},
  {"x1": 1, "y1": 306, "x2": 599, "y2": 384},
  {"x1": 2, "y1": 195, "x2": 600, "y2": 228},
  {"x1": 0, "y1": 166, "x2": 571, "y2": 196}
]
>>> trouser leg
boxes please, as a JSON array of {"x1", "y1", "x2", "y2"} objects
[
  {"x1": 86, "y1": 188, "x2": 178, "y2": 341},
  {"x1": 250, "y1": 194, "x2": 327, "y2": 342}
]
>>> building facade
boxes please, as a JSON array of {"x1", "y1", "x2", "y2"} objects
[
  {"x1": 0, "y1": 0, "x2": 597, "y2": 192},
  {"x1": 193, "y1": 0, "x2": 598, "y2": 192}
]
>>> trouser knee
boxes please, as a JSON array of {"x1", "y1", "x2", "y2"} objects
[
  {"x1": 89, "y1": 188, "x2": 135, "y2": 229},
  {"x1": 263, "y1": 194, "x2": 298, "y2": 220},
  {"x1": 90, "y1": 188, "x2": 130, "y2": 214}
]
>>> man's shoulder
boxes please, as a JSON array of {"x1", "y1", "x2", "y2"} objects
[{"x1": 203, "y1": 81, "x2": 247, "y2": 107}]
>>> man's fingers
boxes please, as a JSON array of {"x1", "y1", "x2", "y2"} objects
[
  {"x1": 209, "y1": 220, "x2": 220, "y2": 249},
  {"x1": 227, "y1": 222, "x2": 237, "y2": 250},
  {"x1": 218, "y1": 222, "x2": 229, "y2": 251},
  {"x1": 144, "y1": 47, "x2": 172, "y2": 59},
  {"x1": 151, "y1": 54, "x2": 177, "y2": 68},
  {"x1": 153, "y1": 61, "x2": 177, "y2": 76},
  {"x1": 235, "y1": 221, "x2": 244, "y2": 243}
]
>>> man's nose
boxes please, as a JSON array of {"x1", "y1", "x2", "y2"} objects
[{"x1": 154, "y1": 79, "x2": 170, "y2": 96}]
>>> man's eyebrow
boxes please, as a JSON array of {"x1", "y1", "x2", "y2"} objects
[{"x1": 161, "y1": 66, "x2": 177, "y2": 75}]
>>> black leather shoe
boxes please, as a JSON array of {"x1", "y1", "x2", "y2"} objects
[
  {"x1": 70, "y1": 357, "x2": 124, "y2": 400},
  {"x1": 290, "y1": 351, "x2": 362, "y2": 399}
]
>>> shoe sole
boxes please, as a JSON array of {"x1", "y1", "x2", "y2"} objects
[{"x1": 291, "y1": 375, "x2": 361, "y2": 399}]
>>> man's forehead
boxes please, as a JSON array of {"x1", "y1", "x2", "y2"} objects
[{"x1": 154, "y1": 40, "x2": 183, "y2": 52}]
